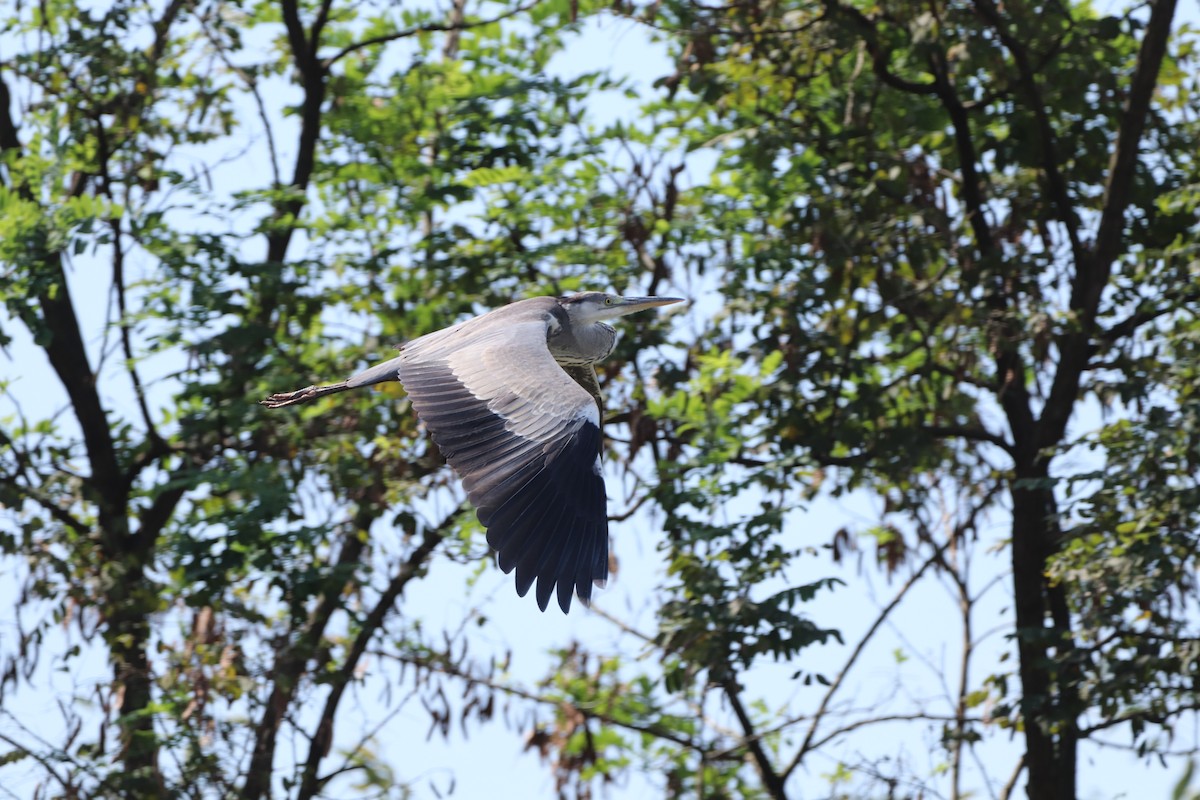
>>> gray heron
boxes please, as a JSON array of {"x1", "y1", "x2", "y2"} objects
[{"x1": 262, "y1": 292, "x2": 683, "y2": 613}]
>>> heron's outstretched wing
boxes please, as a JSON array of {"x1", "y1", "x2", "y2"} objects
[{"x1": 397, "y1": 312, "x2": 609, "y2": 613}]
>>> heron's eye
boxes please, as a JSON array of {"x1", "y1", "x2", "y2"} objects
[{"x1": 604, "y1": 297, "x2": 614, "y2": 306}]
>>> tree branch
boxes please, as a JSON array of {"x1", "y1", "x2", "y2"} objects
[
  {"x1": 783, "y1": 542, "x2": 949, "y2": 779},
  {"x1": 0, "y1": 429, "x2": 90, "y2": 535},
  {"x1": 1099, "y1": 291, "x2": 1199, "y2": 345},
  {"x1": 267, "y1": 0, "x2": 327, "y2": 266},
  {"x1": 320, "y1": 1, "x2": 539, "y2": 69},
  {"x1": 279, "y1": 0, "x2": 312, "y2": 84},
  {"x1": 934, "y1": 66, "x2": 994, "y2": 259},
  {"x1": 239, "y1": 512, "x2": 373, "y2": 800},
  {"x1": 296, "y1": 511, "x2": 456, "y2": 800},
  {"x1": 920, "y1": 15, "x2": 1044, "y2": 467},
  {"x1": 1037, "y1": 0, "x2": 1179, "y2": 452},
  {"x1": 821, "y1": 0, "x2": 940, "y2": 96},
  {"x1": 998, "y1": 754, "x2": 1025, "y2": 800},
  {"x1": 309, "y1": 0, "x2": 336, "y2": 60},
  {"x1": 200, "y1": 21, "x2": 283, "y2": 188},
  {"x1": 971, "y1": 0, "x2": 1084, "y2": 263},
  {"x1": 378, "y1": 649, "x2": 701, "y2": 752},
  {"x1": 136, "y1": 481, "x2": 189, "y2": 551},
  {"x1": 109, "y1": 209, "x2": 167, "y2": 473},
  {"x1": 0, "y1": 730, "x2": 71, "y2": 794},
  {"x1": 806, "y1": 711, "x2": 980, "y2": 753},
  {"x1": 917, "y1": 423, "x2": 1014, "y2": 455},
  {"x1": 0, "y1": 79, "x2": 123, "y2": 507},
  {"x1": 719, "y1": 678, "x2": 789, "y2": 800},
  {"x1": 0, "y1": 481, "x2": 90, "y2": 536},
  {"x1": 0, "y1": 74, "x2": 21, "y2": 152},
  {"x1": 1078, "y1": 701, "x2": 1200, "y2": 737},
  {"x1": 1090, "y1": 0, "x2": 1179, "y2": 294}
]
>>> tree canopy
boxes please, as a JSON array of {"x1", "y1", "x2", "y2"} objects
[{"x1": 1, "y1": 0, "x2": 1198, "y2": 798}]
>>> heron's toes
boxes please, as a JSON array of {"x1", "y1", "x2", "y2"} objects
[{"x1": 261, "y1": 386, "x2": 317, "y2": 408}]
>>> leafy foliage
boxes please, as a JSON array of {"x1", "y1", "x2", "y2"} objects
[{"x1": 2, "y1": 0, "x2": 1199, "y2": 798}]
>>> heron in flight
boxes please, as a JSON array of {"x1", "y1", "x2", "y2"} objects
[{"x1": 262, "y1": 292, "x2": 683, "y2": 613}]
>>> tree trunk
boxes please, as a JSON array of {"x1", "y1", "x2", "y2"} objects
[
  {"x1": 37, "y1": 253, "x2": 163, "y2": 792},
  {"x1": 1010, "y1": 469, "x2": 1078, "y2": 800},
  {"x1": 104, "y1": 540, "x2": 161, "y2": 796}
]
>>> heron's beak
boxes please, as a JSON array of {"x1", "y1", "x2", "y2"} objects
[{"x1": 611, "y1": 296, "x2": 685, "y2": 316}]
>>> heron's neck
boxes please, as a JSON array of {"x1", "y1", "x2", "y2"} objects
[{"x1": 549, "y1": 320, "x2": 617, "y2": 366}]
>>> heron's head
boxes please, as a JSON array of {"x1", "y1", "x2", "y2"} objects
[{"x1": 559, "y1": 292, "x2": 684, "y2": 324}]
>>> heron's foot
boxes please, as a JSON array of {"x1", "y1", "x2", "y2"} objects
[{"x1": 261, "y1": 385, "x2": 320, "y2": 408}]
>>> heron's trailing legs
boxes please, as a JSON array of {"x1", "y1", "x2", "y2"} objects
[
  {"x1": 261, "y1": 382, "x2": 354, "y2": 408},
  {"x1": 261, "y1": 354, "x2": 406, "y2": 408}
]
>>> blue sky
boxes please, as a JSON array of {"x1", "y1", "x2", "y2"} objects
[{"x1": 3, "y1": 4, "x2": 1199, "y2": 798}]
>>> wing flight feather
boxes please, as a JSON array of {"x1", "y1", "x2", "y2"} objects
[{"x1": 396, "y1": 308, "x2": 608, "y2": 612}]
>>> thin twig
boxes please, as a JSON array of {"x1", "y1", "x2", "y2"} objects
[
  {"x1": 998, "y1": 755, "x2": 1025, "y2": 800},
  {"x1": 782, "y1": 540, "x2": 952, "y2": 779},
  {"x1": 373, "y1": 648, "x2": 702, "y2": 752},
  {"x1": 321, "y1": 1, "x2": 539, "y2": 68}
]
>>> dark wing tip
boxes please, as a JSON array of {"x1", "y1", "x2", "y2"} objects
[{"x1": 482, "y1": 422, "x2": 608, "y2": 614}]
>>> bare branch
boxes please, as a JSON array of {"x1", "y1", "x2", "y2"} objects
[
  {"x1": 108, "y1": 218, "x2": 168, "y2": 466},
  {"x1": 0, "y1": 729, "x2": 70, "y2": 794},
  {"x1": 1087, "y1": 735, "x2": 1200, "y2": 758},
  {"x1": 783, "y1": 541, "x2": 951, "y2": 779},
  {"x1": 999, "y1": 755, "x2": 1025, "y2": 800},
  {"x1": 375, "y1": 649, "x2": 701, "y2": 752},
  {"x1": 200, "y1": 18, "x2": 283, "y2": 188},
  {"x1": 806, "y1": 711, "x2": 980, "y2": 753}
]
